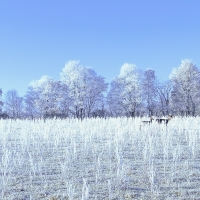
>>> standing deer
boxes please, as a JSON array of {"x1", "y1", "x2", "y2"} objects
[
  {"x1": 141, "y1": 117, "x2": 154, "y2": 125},
  {"x1": 165, "y1": 115, "x2": 173, "y2": 125},
  {"x1": 156, "y1": 115, "x2": 173, "y2": 125}
]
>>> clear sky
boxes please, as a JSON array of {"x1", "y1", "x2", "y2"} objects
[{"x1": 1, "y1": 0, "x2": 200, "y2": 96}]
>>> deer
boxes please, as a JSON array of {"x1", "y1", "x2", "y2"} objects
[
  {"x1": 165, "y1": 115, "x2": 173, "y2": 125},
  {"x1": 156, "y1": 115, "x2": 173, "y2": 125},
  {"x1": 141, "y1": 117, "x2": 154, "y2": 125}
]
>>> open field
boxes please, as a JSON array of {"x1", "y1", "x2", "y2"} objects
[{"x1": 0, "y1": 117, "x2": 200, "y2": 199}]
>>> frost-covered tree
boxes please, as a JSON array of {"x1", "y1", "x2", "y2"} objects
[
  {"x1": 60, "y1": 61, "x2": 85, "y2": 118},
  {"x1": 107, "y1": 63, "x2": 142, "y2": 117},
  {"x1": 29, "y1": 76, "x2": 62, "y2": 118},
  {"x1": 0, "y1": 88, "x2": 3, "y2": 113},
  {"x1": 84, "y1": 68, "x2": 108, "y2": 117},
  {"x1": 57, "y1": 82, "x2": 71, "y2": 118},
  {"x1": 107, "y1": 80, "x2": 124, "y2": 117},
  {"x1": 169, "y1": 59, "x2": 200, "y2": 116},
  {"x1": 60, "y1": 60, "x2": 107, "y2": 118},
  {"x1": 4, "y1": 90, "x2": 23, "y2": 118},
  {"x1": 142, "y1": 69, "x2": 157, "y2": 116},
  {"x1": 24, "y1": 86, "x2": 40, "y2": 119},
  {"x1": 156, "y1": 80, "x2": 172, "y2": 116}
]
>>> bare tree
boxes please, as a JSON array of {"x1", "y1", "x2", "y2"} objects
[
  {"x1": 142, "y1": 69, "x2": 157, "y2": 117},
  {"x1": 156, "y1": 81, "x2": 172, "y2": 116},
  {"x1": 4, "y1": 90, "x2": 23, "y2": 119}
]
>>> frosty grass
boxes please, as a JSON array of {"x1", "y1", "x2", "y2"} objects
[{"x1": 0, "y1": 117, "x2": 200, "y2": 199}]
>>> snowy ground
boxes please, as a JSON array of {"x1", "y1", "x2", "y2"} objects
[{"x1": 0, "y1": 117, "x2": 200, "y2": 199}]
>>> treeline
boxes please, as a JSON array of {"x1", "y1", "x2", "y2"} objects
[{"x1": 1, "y1": 59, "x2": 200, "y2": 119}]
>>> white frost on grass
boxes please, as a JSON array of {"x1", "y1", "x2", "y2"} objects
[{"x1": 0, "y1": 117, "x2": 200, "y2": 199}]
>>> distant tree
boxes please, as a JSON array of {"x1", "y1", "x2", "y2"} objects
[
  {"x1": 60, "y1": 60, "x2": 107, "y2": 119},
  {"x1": 107, "y1": 63, "x2": 142, "y2": 117},
  {"x1": 0, "y1": 88, "x2": 3, "y2": 113},
  {"x1": 24, "y1": 86, "x2": 39, "y2": 119},
  {"x1": 169, "y1": 59, "x2": 200, "y2": 116},
  {"x1": 60, "y1": 61, "x2": 85, "y2": 118},
  {"x1": 29, "y1": 76, "x2": 62, "y2": 118},
  {"x1": 91, "y1": 98, "x2": 108, "y2": 118},
  {"x1": 83, "y1": 68, "x2": 108, "y2": 117},
  {"x1": 142, "y1": 69, "x2": 157, "y2": 116},
  {"x1": 156, "y1": 80, "x2": 172, "y2": 116},
  {"x1": 4, "y1": 90, "x2": 23, "y2": 119},
  {"x1": 107, "y1": 80, "x2": 124, "y2": 117},
  {"x1": 56, "y1": 82, "x2": 71, "y2": 118}
]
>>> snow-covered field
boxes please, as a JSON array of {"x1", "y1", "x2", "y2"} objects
[{"x1": 0, "y1": 117, "x2": 200, "y2": 199}]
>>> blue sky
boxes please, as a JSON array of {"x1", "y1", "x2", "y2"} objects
[{"x1": 1, "y1": 0, "x2": 200, "y2": 96}]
